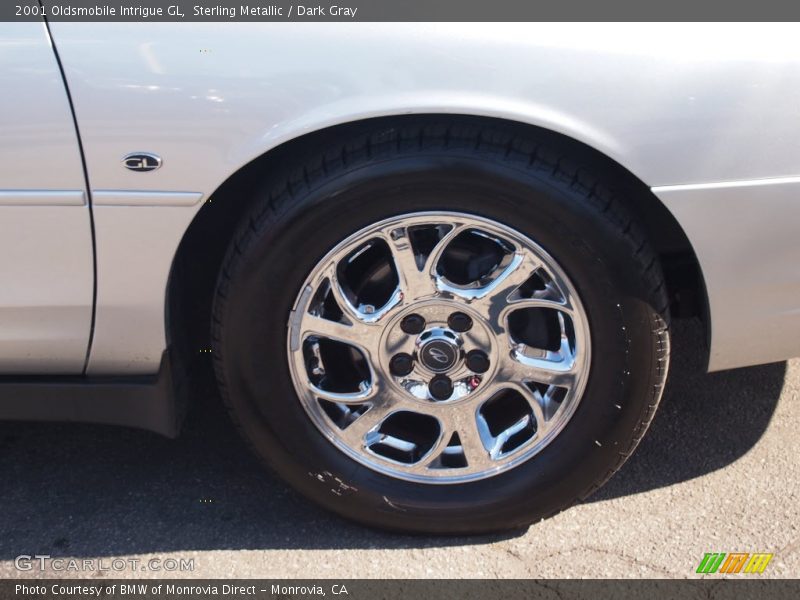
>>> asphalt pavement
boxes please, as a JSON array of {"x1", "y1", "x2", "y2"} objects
[{"x1": 0, "y1": 320, "x2": 797, "y2": 579}]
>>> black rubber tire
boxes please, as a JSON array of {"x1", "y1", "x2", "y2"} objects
[{"x1": 211, "y1": 118, "x2": 670, "y2": 534}]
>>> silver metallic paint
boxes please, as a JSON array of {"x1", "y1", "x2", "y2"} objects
[
  {"x1": 655, "y1": 177, "x2": 800, "y2": 371},
  {"x1": 0, "y1": 23, "x2": 93, "y2": 374},
  {"x1": 4, "y1": 23, "x2": 800, "y2": 373}
]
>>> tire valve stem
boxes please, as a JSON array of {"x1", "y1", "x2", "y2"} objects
[{"x1": 468, "y1": 375, "x2": 482, "y2": 390}]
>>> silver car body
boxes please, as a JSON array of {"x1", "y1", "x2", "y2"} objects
[{"x1": 2, "y1": 22, "x2": 799, "y2": 376}]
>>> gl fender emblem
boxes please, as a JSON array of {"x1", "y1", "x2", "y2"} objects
[{"x1": 122, "y1": 152, "x2": 162, "y2": 172}]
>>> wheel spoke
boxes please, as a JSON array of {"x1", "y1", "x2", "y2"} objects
[
  {"x1": 499, "y1": 309, "x2": 578, "y2": 387},
  {"x1": 326, "y1": 264, "x2": 361, "y2": 320},
  {"x1": 446, "y1": 408, "x2": 495, "y2": 471},
  {"x1": 501, "y1": 348, "x2": 576, "y2": 388},
  {"x1": 500, "y1": 296, "x2": 574, "y2": 321},
  {"x1": 340, "y1": 385, "x2": 403, "y2": 448},
  {"x1": 424, "y1": 224, "x2": 465, "y2": 278},
  {"x1": 421, "y1": 422, "x2": 454, "y2": 467},
  {"x1": 440, "y1": 250, "x2": 542, "y2": 322},
  {"x1": 309, "y1": 380, "x2": 376, "y2": 405},
  {"x1": 323, "y1": 261, "x2": 403, "y2": 326},
  {"x1": 512, "y1": 382, "x2": 551, "y2": 429},
  {"x1": 300, "y1": 313, "x2": 375, "y2": 352},
  {"x1": 383, "y1": 223, "x2": 465, "y2": 301},
  {"x1": 488, "y1": 251, "x2": 543, "y2": 299},
  {"x1": 485, "y1": 412, "x2": 534, "y2": 460},
  {"x1": 383, "y1": 227, "x2": 426, "y2": 298}
]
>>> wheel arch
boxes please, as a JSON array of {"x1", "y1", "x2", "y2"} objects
[{"x1": 166, "y1": 114, "x2": 709, "y2": 385}]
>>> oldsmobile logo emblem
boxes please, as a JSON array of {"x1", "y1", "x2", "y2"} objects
[
  {"x1": 427, "y1": 347, "x2": 450, "y2": 364},
  {"x1": 420, "y1": 340, "x2": 458, "y2": 372}
]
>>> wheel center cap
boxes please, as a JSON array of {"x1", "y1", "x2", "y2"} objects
[{"x1": 419, "y1": 337, "x2": 459, "y2": 372}]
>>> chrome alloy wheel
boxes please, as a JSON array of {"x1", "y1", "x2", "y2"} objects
[{"x1": 287, "y1": 212, "x2": 591, "y2": 484}]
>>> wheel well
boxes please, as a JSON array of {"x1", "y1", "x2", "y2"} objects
[{"x1": 167, "y1": 114, "x2": 709, "y2": 380}]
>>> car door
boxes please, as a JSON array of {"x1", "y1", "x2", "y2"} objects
[{"x1": 0, "y1": 22, "x2": 93, "y2": 374}]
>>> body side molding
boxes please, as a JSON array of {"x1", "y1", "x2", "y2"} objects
[
  {"x1": 0, "y1": 190, "x2": 85, "y2": 206},
  {"x1": 93, "y1": 191, "x2": 203, "y2": 206}
]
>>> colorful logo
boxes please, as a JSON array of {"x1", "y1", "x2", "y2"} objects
[{"x1": 696, "y1": 552, "x2": 773, "y2": 574}]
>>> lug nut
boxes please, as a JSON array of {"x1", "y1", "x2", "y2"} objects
[
  {"x1": 429, "y1": 375, "x2": 454, "y2": 401},
  {"x1": 447, "y1": 311, "x2": 473, "y2": 332},
  {"x1": 465, "y1": 349, "x2": 490, "y2": 374},
  {"x1": 389, "y1": 353, "x2": 414, "y2": 377},
  {"x1": 400, "y1": 314, "x2": 426, "y2": 335}
]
